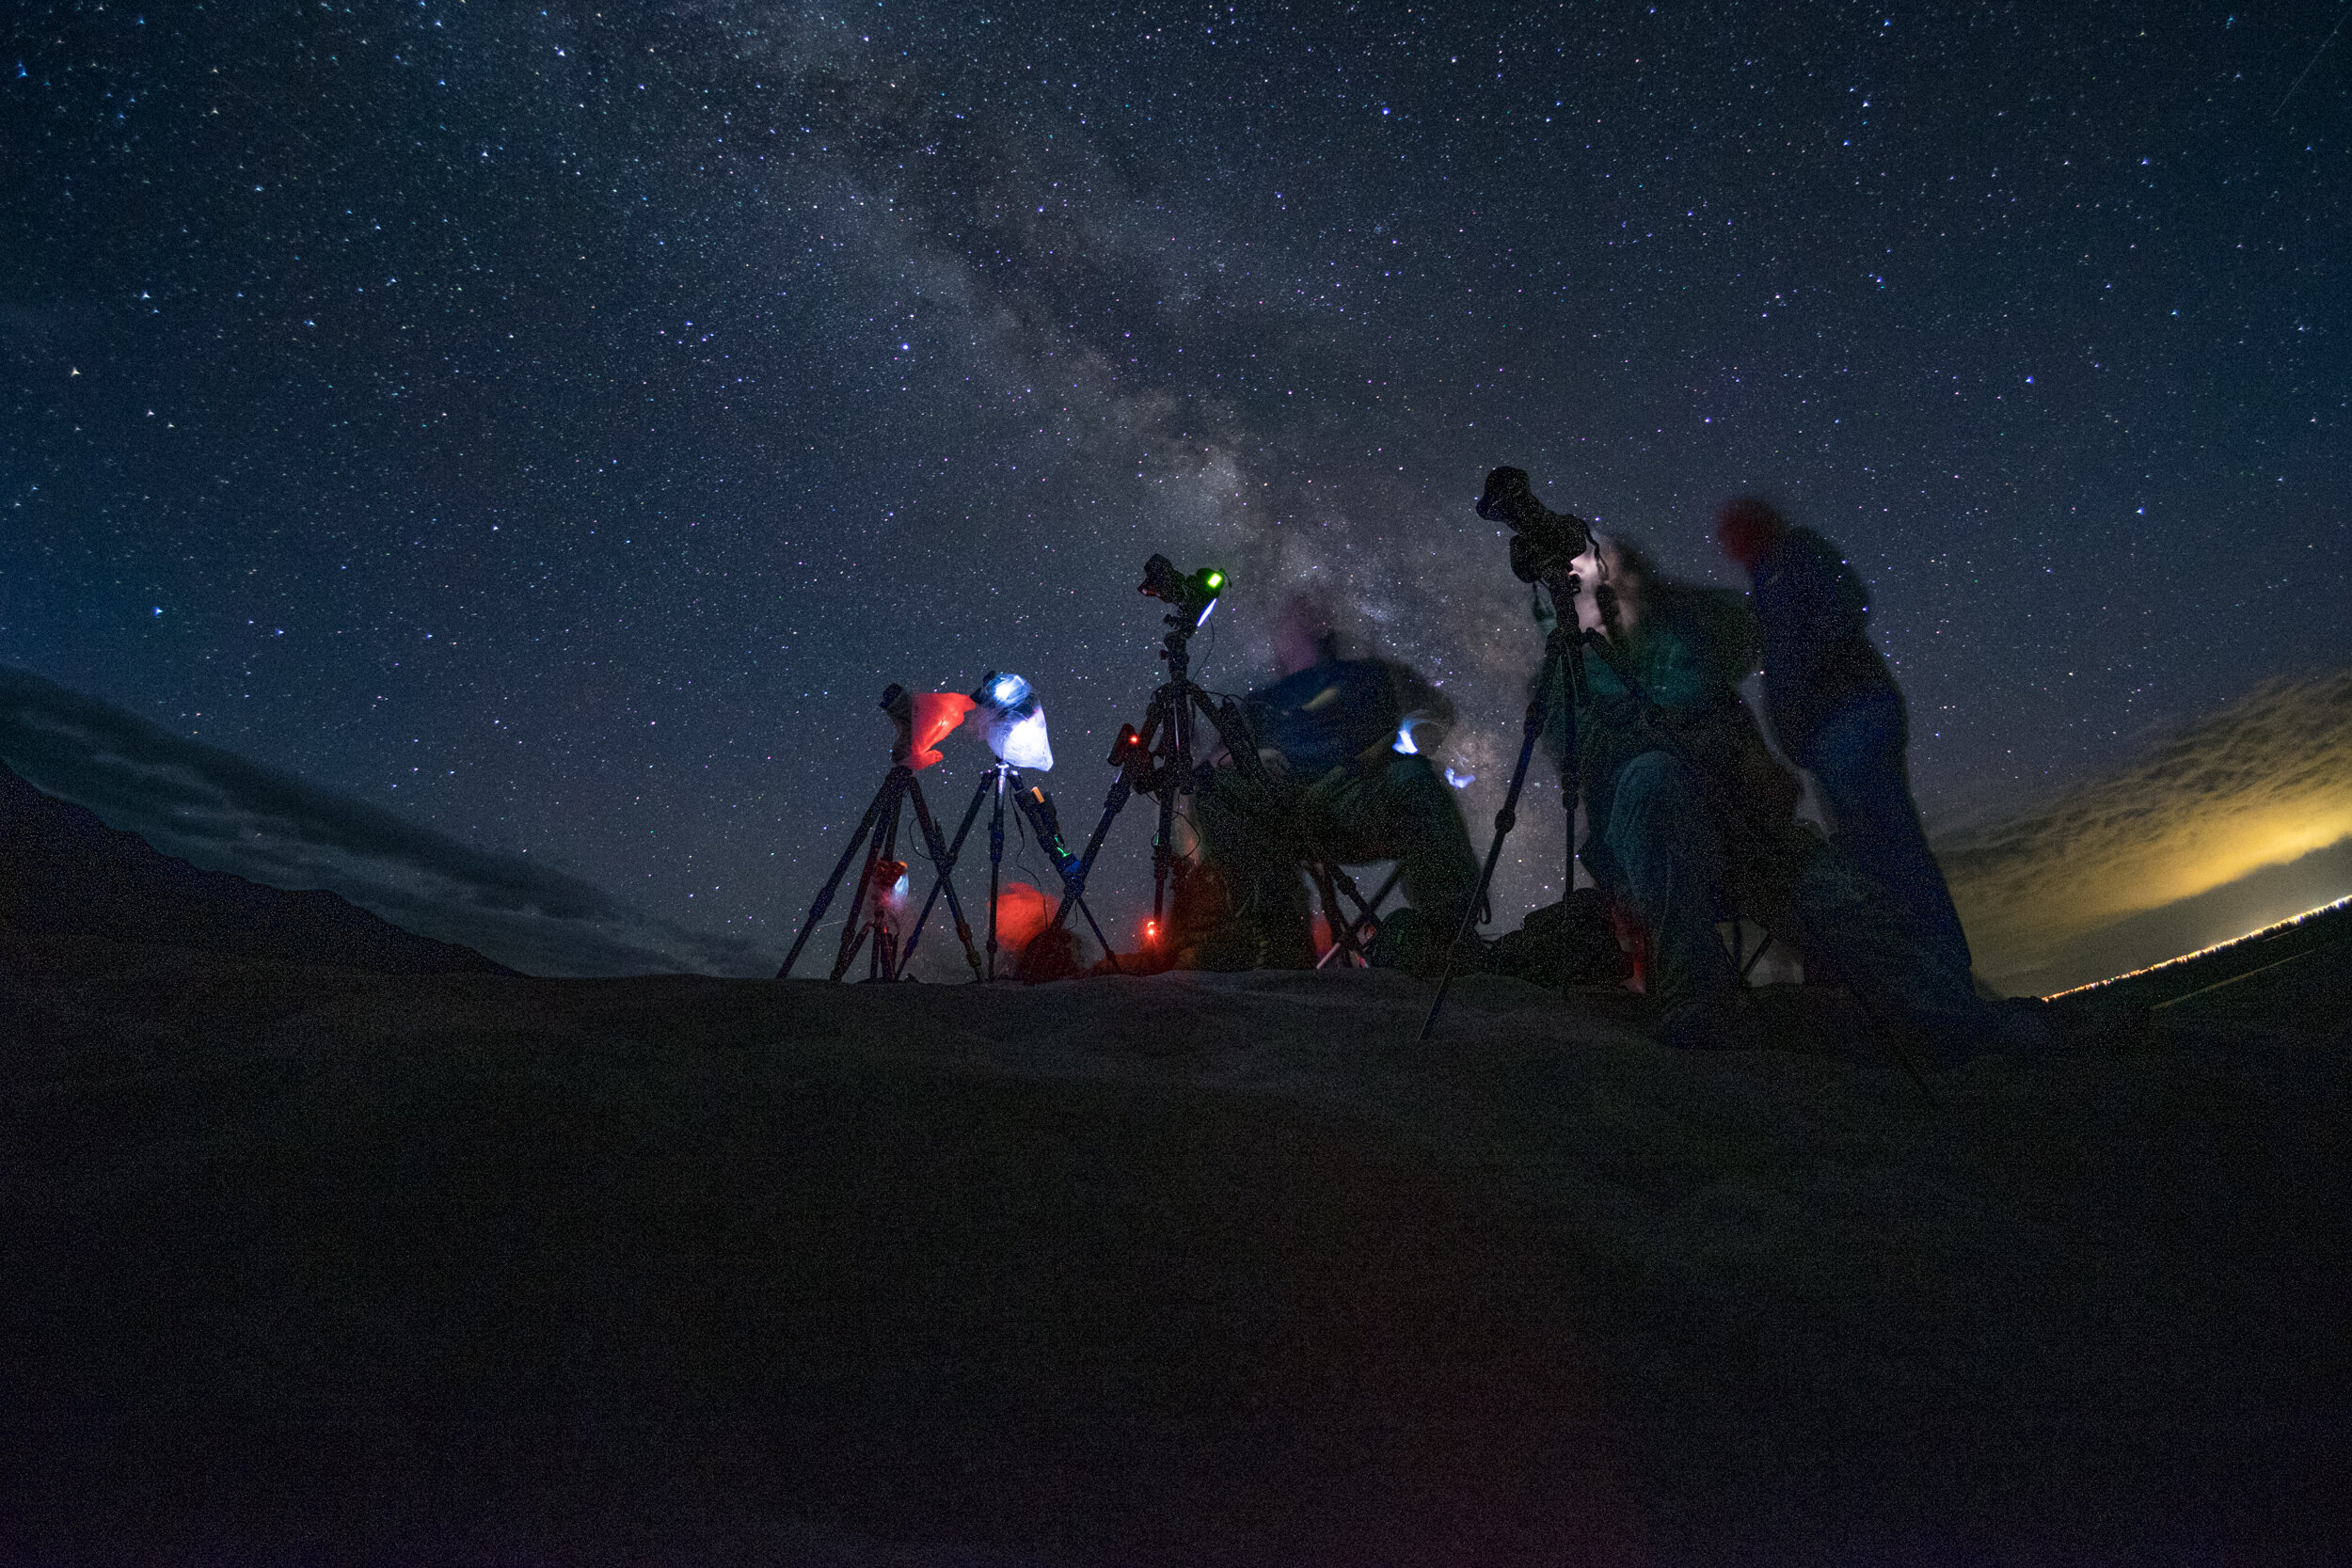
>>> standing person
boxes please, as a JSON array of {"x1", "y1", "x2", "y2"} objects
[{"x1": 1713, "y1": 496, "x2": 1974, "y2": 978}]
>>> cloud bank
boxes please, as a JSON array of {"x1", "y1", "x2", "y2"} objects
[
  {"x1": 0, "y1": 665, "x2": 771, "y2": 977},
  {"x1": 1934, "y1": 669, "x2": 2352, "y2": 992}
]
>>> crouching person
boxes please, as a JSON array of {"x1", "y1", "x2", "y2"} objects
[{"x1": 1542, "y1": 541, "x2": 1801, "y2": 1047}]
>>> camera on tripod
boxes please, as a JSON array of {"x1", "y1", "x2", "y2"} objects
[
  {"x1": 1476, "y1": 467, "x2": 1594, "y2": 588},
  {"x1": 1138, "y1": 553, "x2": 1226, "y2": 628}
]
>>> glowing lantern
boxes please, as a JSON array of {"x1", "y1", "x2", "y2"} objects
[{"x1": 973, "y1": 670, "x2": 1054, "y2": 771}]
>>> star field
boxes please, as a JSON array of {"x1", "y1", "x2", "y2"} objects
[{"x1": 4, "y1": 0, "x2": 2346, "y2": 962}]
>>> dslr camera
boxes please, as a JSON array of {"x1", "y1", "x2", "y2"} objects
[
  {"x1": 1477, "y1": 467, "x2": 1594, "y2": 587},
  {"x1": 1137, "y1": 553, "x2": 1226, "y2": 627}
]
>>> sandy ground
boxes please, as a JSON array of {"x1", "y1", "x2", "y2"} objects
[{"x1": 4, "y1": 934, "x2": 2347, "y2": 1564}]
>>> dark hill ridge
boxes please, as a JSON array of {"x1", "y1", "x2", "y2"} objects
[{"x1": 0, "y1": 758, "x2": 510, "y2": 975}]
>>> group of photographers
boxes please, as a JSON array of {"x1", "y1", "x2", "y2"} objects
[{"x1": 1159, "y1": 476, "x2": 2052, "y2": 1063}]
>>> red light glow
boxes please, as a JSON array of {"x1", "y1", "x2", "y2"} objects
[
  {"x1": 993, "y1": 881, "x2": 1052, "y2": 953},
  {"x1": 904, "y1": 691, "x2": 976, "y2": 771}
]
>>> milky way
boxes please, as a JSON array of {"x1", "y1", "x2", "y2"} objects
[{"x1": 4, "y1": 1, "x2": 2346, "y2": 966}]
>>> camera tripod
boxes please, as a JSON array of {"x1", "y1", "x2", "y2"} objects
[
  {"x1": 1420, "y1": 471, "x2": 1653, "y2": 1037},
  {"x1": 775, "y1": 687, "x2": 985, "y2": 984},
  {"x1": 1044, "y1": 558, "x2": 1265, "y2": 948},
  {"x1": 1419, "y1": 599, "x2": 1597, "y2": 1036},
  {"x1": 900, "y1": 759, "x2": 1123, "y2": 979}
]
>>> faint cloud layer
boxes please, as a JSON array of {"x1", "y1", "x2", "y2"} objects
[
  {"x1": 1936, "y1": 669, "x2": 2352, "y2": 991},
  {"x1": 0, "y1": 665, "x2": 771, "y2": 977}
]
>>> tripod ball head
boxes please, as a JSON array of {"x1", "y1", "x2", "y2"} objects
[{"x1": 1477, "y1": 467, "x2": 1595, "y2": 588}]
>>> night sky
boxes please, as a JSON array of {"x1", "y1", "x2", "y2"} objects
[{"x1": 5, "y1": 1, "x2": 2347, "y2": 972}]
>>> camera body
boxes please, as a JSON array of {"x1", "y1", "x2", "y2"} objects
[
  {"x1": 1477, "y1": 467, "x2": 1594, "y2": 587},
  {"x1": 1138, "y1": 553, "x2": 1226, "y2": 627}
]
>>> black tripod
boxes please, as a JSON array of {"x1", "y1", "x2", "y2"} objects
[
  {"x1": 1046, "y1": 555, "x2": 1264, "y2": 947},
  {"x1": 1419, "y1": 603, "x2": 1594, "y2": 1037},
  {"x1": 775, "y1": 686, "x2": 985, "y2": 984},
  {"x1": 901, "y1": 759, "x2": 1123, "y2": 978},
  {"x1": 1420, "y1": 468, "x2": 1653, "y2": 1038}
]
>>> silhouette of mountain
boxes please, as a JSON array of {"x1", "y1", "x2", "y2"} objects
[{"x1": 0, "y1": 758, "x2": 511, "y2": 975}]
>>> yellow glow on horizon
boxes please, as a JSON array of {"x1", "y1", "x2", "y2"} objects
[
  {"x1": 2097, "y1": 805, "x2": 2352, "y2": 916},
  {"x1": 1939, "y1": 672, "x2": 2352, "y2": 987}
]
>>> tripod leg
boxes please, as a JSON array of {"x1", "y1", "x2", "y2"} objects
[
  {"x1": 1045, "y1": 691, "x2": 1168, "y2": 939},
  {"x1": 988, "y1": 771, "x2": 1007, "y2": 978},
  {"x1": 900, "y1": 770, "x2": 990, "y2": 973},
  {"x1": 871, "y1": 781, "x2": 909, "y2": 982},
  {"x1": 832, "y1": 773, "x2": 903, "y2": 983},
  {"x1": 904, "y1": 776, "x2": 985, "y2": 981},
  {"x1": 1046, "y1": 775, "x2": 1130, "y2": 939},
  {"x1": 1187, "y1": 683, "x2": 1265, "y2": 782},
  {"x1": 1070, "y1": 895, "x2": 1124, "y2": 974},
  {"x1": 1152, "y1": 784, "x2": 1178, "y2": 926},
  {"x1": 777, "y1": 774, "x2": 894, "y2": 979},
  {"x1": 837, "y1": 922, "x2": 872, "y2": 977},
  {"x1": 1422, "y1": 638, "x2": 1565, "y2": 1039}
]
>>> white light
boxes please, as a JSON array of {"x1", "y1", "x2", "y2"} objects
[
  {"x1": 1444, "y1": 768, "x2": 1475, "y2": 789},
  {"x1": 1195, "y1": 597, "x2": 1217, "y2": 628},
  {"x1": 977, "y1": 672, "x2": 1053, "y2": 771},
  {"x1": 1392, "y1": 720, "x2": 1421, "y2": 755},
  {"x1": 996, "y1": 705, "x2": 1054, "y2": 770}
]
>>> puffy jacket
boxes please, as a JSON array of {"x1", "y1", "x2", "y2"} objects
[
  {"x1": 1540, "y1": 581, "x2": 1804, "y2": 912},
  {"x1": 1244, "y1": 657, "x2": 1454, "y2": 781}
]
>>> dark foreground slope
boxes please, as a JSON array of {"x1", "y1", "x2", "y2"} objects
[
  {"x1": 0, "y1": 759, "x2": 510, "y2": 975},
  {"x1": 3, "y1": 932, "x2": 2346, "y2": 1566}
]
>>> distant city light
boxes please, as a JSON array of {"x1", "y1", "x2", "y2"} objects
[{"x1": 2045, "y1": 894, "x2": 2352, "y2": 1001}]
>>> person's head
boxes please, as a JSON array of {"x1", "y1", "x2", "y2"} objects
[
  {"x1": 1271, "y1": 589, "x2": 1344, "y2": 675},
  {"x1": 1593, "y1": 534, "x2": 1658, "y2": 629},
  {"x1": 1714, "y1": 495, "x2": 1788, "y2": 574}
]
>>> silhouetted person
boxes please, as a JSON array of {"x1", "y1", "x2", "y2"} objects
[
  {"x1": 1184, "y1": 593, "x2": 1477, "y2": 973},
  {"x1": 1714, "y1": 496, "x2": 1973, "y2": 978},
  {"x1": 1540, "y1": 538, "x2": 1801, "y2": 1046},
  {"x1": 1548, "y1": 531, "x2": 2045, "y2": 1061}
]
